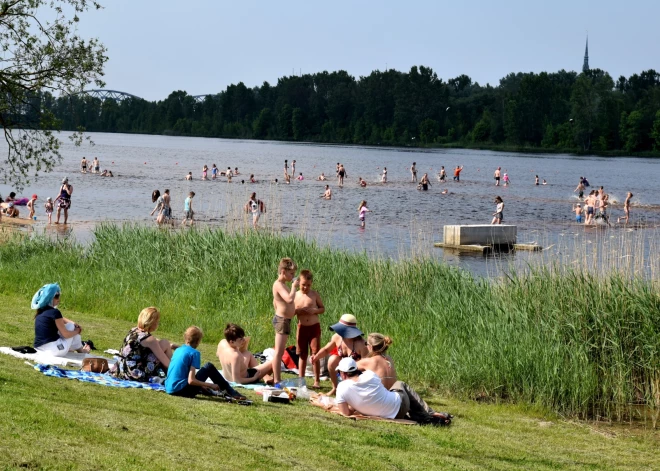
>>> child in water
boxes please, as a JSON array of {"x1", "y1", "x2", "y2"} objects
[
  {"x1": 502, "y1": 173, "x2": 510, "y2": 186},
  {"x1": 44, "y1": 197, "x2": 54, "y2": 224},
  {"x1": 182, "y1": 191, "x2": 195, "y2": 226},
  {"x1": 573, "y1": 203, "x2": 583, "y2": 223},
  {"x1": 535, "y1": 175, "x2": 540, "y2": 185},
  {"x1": 27, "y1": 194, "x2": 38, "y2": 219},
  {"x1": 202, "y1": 165, "x2": 208, "y2": 180},
  {"x1": 358, "y1": 200, "x2": 371, "y2": 228}
]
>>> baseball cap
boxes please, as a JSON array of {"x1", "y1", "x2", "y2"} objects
[{"x1": 337, "y1": 357, "x2": 358, "y2": 373}]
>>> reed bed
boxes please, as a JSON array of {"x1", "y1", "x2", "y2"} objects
[{"x1": 0, "y1": 224, "x2": 658, "y2": 424}]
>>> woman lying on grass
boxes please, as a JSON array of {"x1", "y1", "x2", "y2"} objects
[
  {"x1": 356, "y1": 333, "x2": 451, "y2": 424},
  {"x1": 165, "y1": 326, "x2": 245, "y2": 400},
  {"x1": 32, "y1": 283, "x2": 91, "y2": 357},
  {"x1": 110, "y1": 307, "x2": 176, "y2": 383}
]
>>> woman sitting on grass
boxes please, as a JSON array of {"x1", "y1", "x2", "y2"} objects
[
  {"x1": 311, "y1": 314, "x2": 368, "y2": 396},
  {"x1": 110, "y1": 307, "x2": 176, "y2": 383},
  {"x1": 357, "y1": 333, "x2": 397, "y2": 389},
  {"x1": 32, "y1": 283, "x2": 91, "y2": 357}
]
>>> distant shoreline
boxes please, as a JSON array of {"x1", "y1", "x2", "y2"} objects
[{"x1": 58, "y1": 129, "x2": 660, "y2": 158}]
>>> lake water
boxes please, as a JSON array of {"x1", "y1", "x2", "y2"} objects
[{"x1": 2, "y1": 132, "x2": 659, "y2": 277}]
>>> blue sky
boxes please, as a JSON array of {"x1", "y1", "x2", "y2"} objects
[{"x1": 76, "y1": 0, "x2": 660, "y2": 101}]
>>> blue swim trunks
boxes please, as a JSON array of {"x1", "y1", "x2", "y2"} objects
[{"x1": 576, "y1": 215, "x2": 582, "y2": 223}]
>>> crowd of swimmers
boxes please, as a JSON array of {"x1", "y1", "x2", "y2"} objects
[
  {"x1": 27, "y1": 257, "x2": 452, "y2": 425},
  {"x1": 1, "y1": 158, "x2": 637, "y2": 229}
]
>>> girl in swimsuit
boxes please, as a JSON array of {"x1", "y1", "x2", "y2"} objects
[
  {"x1": 491, "y1": 196, "x2": 504, "y2": 225},
  {"x1": 358, "y1": 200, "x2": 371, "y2": 228},
  {"x1": 617, "y1": 192, "x2": 633, "y2": 224},
  {"x1": 211, "y1": 164, "x2": 218, "y2": 180},
  {"x1": 381, "y1": 167, "x2": 387, "y2": 183},
  {"x1": 202, "y1": 165, "x2": 208, "y2": 180}
]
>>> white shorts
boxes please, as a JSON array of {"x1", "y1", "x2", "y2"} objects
[{"x1": 35, "y1": 323, "x2": 83, "y2": 357}]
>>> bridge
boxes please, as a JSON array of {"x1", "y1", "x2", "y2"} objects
[
  {"x1": 69, "y1": 90, "x2": 219, "y2": 103},
  {"x1": 68, "y1": 89, "x2": 143, "y2": 101}
]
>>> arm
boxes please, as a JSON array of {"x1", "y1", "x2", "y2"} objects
[
  {"x1": 187, "y1": 366, "x2": 217, "y2": 390},
  {"x1": 275, "y1": 280, "x2": 298, "y2": 304},
  {"x1": 311, "y1": 337, "x2": 337, "y2": 362},
  {"x1": 312, "y1": 292, "x2": 325, "y2": 315},
  {"x1": 336, "y1": 401, "x2": 354, "y2": 416},
  {"x1": 140, "y1": 336, "x2": 171, "y2": 368},
  {"x1": 54, "y1": 318, "x2": 81, "y2": 338}
]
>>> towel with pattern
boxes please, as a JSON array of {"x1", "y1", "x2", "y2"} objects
[{"x1": 34, "y1": 363, "x2": 166, "y2": 391}]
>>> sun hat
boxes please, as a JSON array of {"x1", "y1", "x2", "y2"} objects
[
  {"x1": 62, "y1": 177, "x2": 68, "y2": 183},
  {"x1": 329, "y1": 314, "x2": 363, "y2": 339},
  {"x1": 31, "y1": 283, "x2": 61, "y2": 310},
  {"x1": 47, "y1": 197, "x2": 52, "y2": 201},
  {"x1": 337, "y1": 357, "x2": 358, "y2": 373},
  {"x1": 32, "y1": 194, "x2": 37, "y2": 199},
  {"x1": 7, "y1": 202, "x2": 13, "y2": 208}
]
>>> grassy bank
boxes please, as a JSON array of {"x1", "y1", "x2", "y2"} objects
[
  {"x1": 0, "y1": 294, "x2": 658, "y2": 471},
  {"x1": 0, "y1": 225, "x2": 659, "y2": 423}
]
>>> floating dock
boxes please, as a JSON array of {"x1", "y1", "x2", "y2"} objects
[{"x1": 434, "y1": 225, "x2": 542, "y2": 253}]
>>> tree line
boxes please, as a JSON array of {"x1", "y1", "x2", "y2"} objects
[{"x1": 41, "y1": 66, "x2": 660, "y2": 153}]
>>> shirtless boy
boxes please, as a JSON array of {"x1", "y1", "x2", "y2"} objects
[
  {"x1": 217, "y1": 323, "x2": 273, "y2": 384},
  {"x1": 294, "y1": 270, "x2": 325, "y2": 388},
  {"x1": 322, "y1": 185, "x2": 332, "y2": 200},
  {"x1": 272, "y1": 258, "x2": 299, "y2": 386}
]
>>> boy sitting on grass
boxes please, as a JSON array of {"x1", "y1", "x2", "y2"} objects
[{"x1": 165, "y1": 326, "x2": 245, "y2": 400}]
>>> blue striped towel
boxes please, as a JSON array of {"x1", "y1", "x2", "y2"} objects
[{"x1": 34, "y1": 363, "x2": 166, "y2": 391}]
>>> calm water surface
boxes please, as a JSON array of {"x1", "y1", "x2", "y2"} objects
[{"x1": 2, "y1": 132, "x2": 659, "y2": 277}]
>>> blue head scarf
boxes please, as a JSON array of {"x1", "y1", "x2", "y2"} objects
[{"x1": 31, "y1": 283, "x2": 61, "y2": 310}]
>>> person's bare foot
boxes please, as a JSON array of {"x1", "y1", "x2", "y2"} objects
[
  {"x1": 311, "y1": 382, "x2": 321, "y2": 389},
  {"x1": 323, "y1": 388, "x2": 336, "y2": 396},
  {"x1": 263, "y1": 374, "x2": 274, "y2": 386}
]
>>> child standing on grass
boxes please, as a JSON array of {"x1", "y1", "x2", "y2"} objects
[
  {"x1": 358, "y1": 200, "x2": 371, "y2": 228},
  {"x1": 272, "y1": 258, "x2": 299, "y2": 387},
  {"x1": 182, "y1": 191, "x2": 195, "y2": 226},
  {"x1": 294, "y1": 270, "x2": 325, "y2": 389},
  {"x1": 44, "y1": 197, "x2": 53, "y2": 224},
  {"x1": 165, "y1": 326, "x2": 245, "y2": 400},
  {"x1": 27, "y1": 194, "x2": 37, "y2": 219}
]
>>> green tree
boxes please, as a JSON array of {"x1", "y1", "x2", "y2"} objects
[
  {"x1": 292, "y1": 107, "x2": 304, "y2": 141},
  {"x1": 620, "y1": 110, "x2": 645, "y2": 152},
  {"x1": 419, "y1": 119, "x2": 439, "y2": 144},
  {"x1": 0, "y1": 1, "x2": 107, "y2": 189},
  {"x1": 651, "y1": 110, "x2": 660, "y2": 150},
  {"x1": 253, "y1": 108, "x2": 272, "y2": 138},
  {"x1": 471, "y1": 110, "x2": 492, "y2": 142},
  {"x1": 278, "y1": 105, "x2": 293, "y2": 139}
]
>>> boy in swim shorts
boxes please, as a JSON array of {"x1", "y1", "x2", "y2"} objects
[
  {"x1": 272, "y1": 258, "x2": 299, "y2": 386},
  {"x1": 573, "y1": 203, "x2": 583, "y2": 223},
  {"x1": 294, "y1": 270, "x2": 325, "y2": 388}
]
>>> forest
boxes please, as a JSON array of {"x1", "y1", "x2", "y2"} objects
[{"x1": 35, "y1": 66, "x2": 660, "y2": 154}]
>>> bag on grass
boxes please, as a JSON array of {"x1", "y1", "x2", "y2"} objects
[{"x1": 81, "y1": 358, "x2": 109, "y2": 373}]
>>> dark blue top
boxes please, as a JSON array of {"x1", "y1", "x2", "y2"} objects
[
  {"x1": 34, "y1": 307, "x2": 63, "y2": 348},
  {"x1": 165, "y1": 345, "x2": 201, "y2": 394}
]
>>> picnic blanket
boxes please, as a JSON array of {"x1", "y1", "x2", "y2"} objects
[
  {"x1": 0, "y1": 346, "x2": 116, "y2": 368},
  {"x1": 33, "y1": 363, "x2": 166, "y2": 391},
  {"x1": 309, "y1": 395, "x2": 417, "y2": 425}
]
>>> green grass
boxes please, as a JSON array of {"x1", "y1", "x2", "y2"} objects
[
  {"x1": 0, "y1": 225, "x2": 659, "y2": 422},
  {"x1": 0, "y1": 293, "x2": 658, "y2": 471}
]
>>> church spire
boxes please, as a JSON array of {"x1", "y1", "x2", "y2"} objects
[{"x1": 582, "y1": 35, "x2": 589, "y2": 73}]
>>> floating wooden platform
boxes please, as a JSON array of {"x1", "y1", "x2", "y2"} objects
[
  {"x1": 434, "y1": 242, "x2": 543, "y2": 254},
  {"x1": 434, "y1": 243, "x2": 493, "y2": 254},
  {"x1": 512, "y1": 243, "x2": 543, "y2": 252}
]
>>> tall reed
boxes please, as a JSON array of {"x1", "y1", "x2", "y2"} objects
[{"x1": 0, "y1": 224, "x2": 658, "y2": 423}]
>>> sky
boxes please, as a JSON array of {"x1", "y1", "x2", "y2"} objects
[{"x1": 72, "y1": 0, "x2": 660, "y2": 101}]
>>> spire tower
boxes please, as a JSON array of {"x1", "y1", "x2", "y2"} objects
[{"x1": 582, "y1": 35, "x2": 589, "y2": 72}]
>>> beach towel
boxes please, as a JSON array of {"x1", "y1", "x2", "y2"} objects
[
  {"x1": 33, "y1": 363, "x2": 166, "y2": 391},
  {"x1": 309, "y1": 395, "x2": 417, "y2": 425},
  {"x1": 0, "y1": 346, "x2": 115, "y2": 368}
]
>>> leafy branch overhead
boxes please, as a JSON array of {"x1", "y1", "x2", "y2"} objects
[{"x1": 0, "y1": 0, "x2": 107, "y2": 190}]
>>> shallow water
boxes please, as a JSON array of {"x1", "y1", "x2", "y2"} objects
[{"x1": 2, "y1": 132, "x2": 659, "y2": 277}]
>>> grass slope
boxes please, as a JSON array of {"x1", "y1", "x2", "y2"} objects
[
  {"x1": 0, "y1": 294, "x2": 658, "y2": 471},
  {"x1": 0, "y1": 226, "x2": 659, "y2": 421}
]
